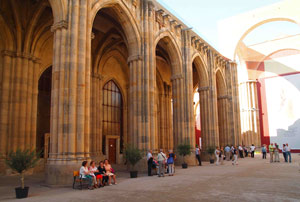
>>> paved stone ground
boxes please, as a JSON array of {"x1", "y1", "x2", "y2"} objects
[{"x1": 0, "y1": 154, "x2": 299, "y2": 202}]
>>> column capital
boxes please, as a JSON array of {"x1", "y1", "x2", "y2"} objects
[
  {"x1": 132, "y1": 0, "x2": 137, "y2": 7},
  {"x1": 1, "y1": 50, "x2": 15, "y2": 57},
  {"x1": 92, "y1": 73, "x2": 103, "y2": 80},
  {"x1": 20, "y1": 52, "x2": 32, "y2": 59},
  {"x1": 217, "y1": 95, "x2": 230, "y2": 100},
  {"x1": 32, "y1": 57, "x2": 42, "y2": 64},
  {"x1": 127, "y1": 54, "x2": 142, "y2": 63},
  {"x1": 148, "y1": 0, "x2": 155, "y2": 11},
  {"x1": 198, "y1": 86, "x2": 210, "y2": 92},
  {"x1": 51, "y1": 20, "x2": 68, "y2": 32},
  {"x1": 171, "y1": 74, "x2": 183, "y2": 81}
]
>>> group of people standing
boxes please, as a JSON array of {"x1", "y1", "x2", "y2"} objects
[
  {"x1": 214, "y1": 144, "x2": 256, "y2": 166},
  {"x1": 263, "y1": 143, "x2": 292, "y2": 163},
  {"x1": 147, "y1": 149, "x2": 176, "y2": 177}
]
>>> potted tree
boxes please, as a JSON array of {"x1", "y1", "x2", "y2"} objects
[
  {"x1": 177, "y1": 143, "x2": 192, "y2": 169},
  {"x1": 123, "y1": 145, "x2": 142, "y2": 178},
  {"x1": 207, "y1": 146, "x2": 215, "y2": 164},
  {"x1": 5, "y1": 149, "x2": 40, "y2": 199}
]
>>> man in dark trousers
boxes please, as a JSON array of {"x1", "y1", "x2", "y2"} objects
[
  {"x1": 147, "y1": 150, "x2": 153, "y2": 176},
  {"x1": 195, "y1": 145, "x2": 202, "y2": 166}
]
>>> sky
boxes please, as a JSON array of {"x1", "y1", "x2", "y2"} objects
[{"x1": 157, "y1": 0, "x2": 292, "y2": 50}]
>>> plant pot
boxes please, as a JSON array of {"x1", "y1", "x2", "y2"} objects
[
  {"x1": 182, "y1": 163, "x2": 188, "y2": 169},
  {"x1": 15, "y1": 187, "x2": 29, "y2": 199},
  {"x1": 209, "y1": 159, "x2": 215, "y2": 164},
  {"x1": 130, "y1": 171, "x2": 138, "y2": 178}
]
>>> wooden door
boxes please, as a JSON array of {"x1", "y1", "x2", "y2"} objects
[{"x1": 109, "y1": 139, "x2": 116, "y2": 164}]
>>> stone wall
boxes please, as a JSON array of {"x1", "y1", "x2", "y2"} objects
[{"x1": 0, "y1": 0, "x2": 241, "y2": 184}]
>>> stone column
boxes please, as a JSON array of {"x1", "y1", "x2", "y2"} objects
[
  {"x1": 90, "y1": 73, "x2": 102, "y2": 157},
  {"x1": 0, "y1": 51, "x2": 13, "y2": 157},
  {"x1": 225, "y1": 61, "x2": 241, "y2": 146},
  {"x1": 217, "y1": 96, "x2": 229, "y2": 147},
  {"x1": 31, "y1": 60, "x2": 40, "y2": 149},
  {"x1": 167, "y1": 85, "x2": 173, "y2": 150},
  {"x1": 148, "y1": 0, "x2": 156, "y2": 152},
  {"x1": 171, "y1": 75, "x2": 187, "y2": 150},
  {"x1": 198, "y1": 87, "x2": 210, "y2": 150},
  {"x1": 128, "y1": 56, "x2": 143, "y2": 149},
  {"x1": 0, "y1": 50, "x2": 41, "y2": 174},
  {"x1": 182, "y1": 30, "x2": 194, "y2": 145},
  {"x1": 46, "y1": 0, "x2": 91, "y2": 185},
  {"x1": 239, "y1": 80, "x2": 260, "y2": 146},
  {"x1": 203, "y1": 50, "x2": 219, "y2": 150}
]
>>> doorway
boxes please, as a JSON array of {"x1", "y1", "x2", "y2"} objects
[
  {"x1": 36, "y1": 66, "x2": 52, "y2": 157},
  {"x1": 108, "y1": 138, "x2": 116, "y2": 164}
]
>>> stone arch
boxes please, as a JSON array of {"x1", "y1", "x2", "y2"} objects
[
  {"x1": 216, "y1": 69, "x2": 228, "y2": 147},
  {"x1": 154, "y1": 31, "x2": 182, "y2": 76},
  {"x1": 48, "y1": 0, "x2": 67, "y2": 23},
  {"x1": 0, "y1": 13, "x2": 15, "y2": 51},
  {"x1": 254, "y1": 48, "x2": 300, "y2": 79},
  {"x1": 99, "y1": 50, "x2": 129, "y2": 81},
  {"x1": 216, "y1": 69, "x2": 227, "y2": 96},
  {"x1": 101, "y1": 77, "x2": 127, "y2": 107},
  {"x1": 94, "y1": 30, "x2": 128, "y2": 75},
  {"x1": 24, "y1": 2, "x2": 50, "y2": 53},
  {"x1": 219, "y1": 0, "x2": 300, "y2": 60},
  {"x1": 91, "y1": 0, "x2": 141, "y2": 57},
  {"x1": 192, "y1": 54, "x2": 209, "y2": 88},
  {"x1": 234, "y1": 18, "x2": 298, "y2": 60}
]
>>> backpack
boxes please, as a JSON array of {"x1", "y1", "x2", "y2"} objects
[{"x1": 167, "y1": 153, "x2": 174, "y2": 164}]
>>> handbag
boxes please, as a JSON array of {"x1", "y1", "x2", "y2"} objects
[{"x1": 111, "y1": 168, "x2": 115, "y2": 174}]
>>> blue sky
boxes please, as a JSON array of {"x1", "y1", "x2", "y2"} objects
[{"x1": 157, "y1": 0, "x2": 297, "y2": 49}]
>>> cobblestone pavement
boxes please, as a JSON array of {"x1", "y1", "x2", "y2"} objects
[{"x1": 0, "y1": 154, "x2": 299, "y2": 202}]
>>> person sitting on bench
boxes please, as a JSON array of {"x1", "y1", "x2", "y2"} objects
[{"x1": 80, "y1": 161, "x2": 94, "y2": 190}]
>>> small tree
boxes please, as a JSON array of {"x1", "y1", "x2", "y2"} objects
[
  {"x1": 123, "y1": 145, "x2": 142, "y2": 171},
  {"x1": 206, "y1": 146, "x2": 215, "y2": 160},
  {"x1": 5, "y1": 149, "x2": 40, "y2": 189},
  {"x1": 177, "y1": 143, "x2": 192, "y2": 164}
]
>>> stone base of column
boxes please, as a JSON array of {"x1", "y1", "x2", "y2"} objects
[
  {"x1": 201, "y1": 152, "x2": 216, "y2": 162},
  {"x1": 0, "y1": 159, "x2": 45, "y2": 176},
  {"x1": 45, "y1": 161, "x2": 81, "y2": 186},
  {"x1": 175, "y1": 153, "x2": 197, "y2": 166},
  {"x1": 128, "y1": 157, "x2": 148, "y2": 173},
  {"x1": 0, "y1": 159, "x2": 6, "y2": 175}
]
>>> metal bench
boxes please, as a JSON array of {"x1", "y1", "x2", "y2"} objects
[{"x1": 72, "y1": 171, "x2": 90, "y2": 190}]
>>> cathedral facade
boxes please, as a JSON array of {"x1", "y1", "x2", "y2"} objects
[{"x1": 0, "y1": 0, "x2": 241, "y2": 184}]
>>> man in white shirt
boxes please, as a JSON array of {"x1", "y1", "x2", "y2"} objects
[
  {"x1": 238, "y1": 145, "x2": 244, "y2": 158},
  {"x1": 285, "y1": 143, "x2": 292, "y2": 163},
  {"x1": 157, "y1": 149, "x2": 166, "y2": 177},
  {"x1": 195, "y1": 145, "x2": 202, "y2": 166},
  {"x1": 147, "y1": 150, "x2": 153, "y2": 176}
]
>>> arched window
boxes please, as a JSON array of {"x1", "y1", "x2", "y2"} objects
[{"x1": 102, "y1": 80, "x2": 123, "y2": 153}]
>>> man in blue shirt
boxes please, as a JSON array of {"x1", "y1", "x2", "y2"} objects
[{"x1": 224, "y1": 145, "x2": 231, "y2": 161}]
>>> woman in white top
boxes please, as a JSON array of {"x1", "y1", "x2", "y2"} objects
[
  {"x1": 250, "y1": 144, "x2": 256, "y2": 158},
  {"x1": 80, "y1": 161, "x2": 93, "y2": 190},
  {"x1": 89, "y1": 161, "x2": 101, "y2": 188}
]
